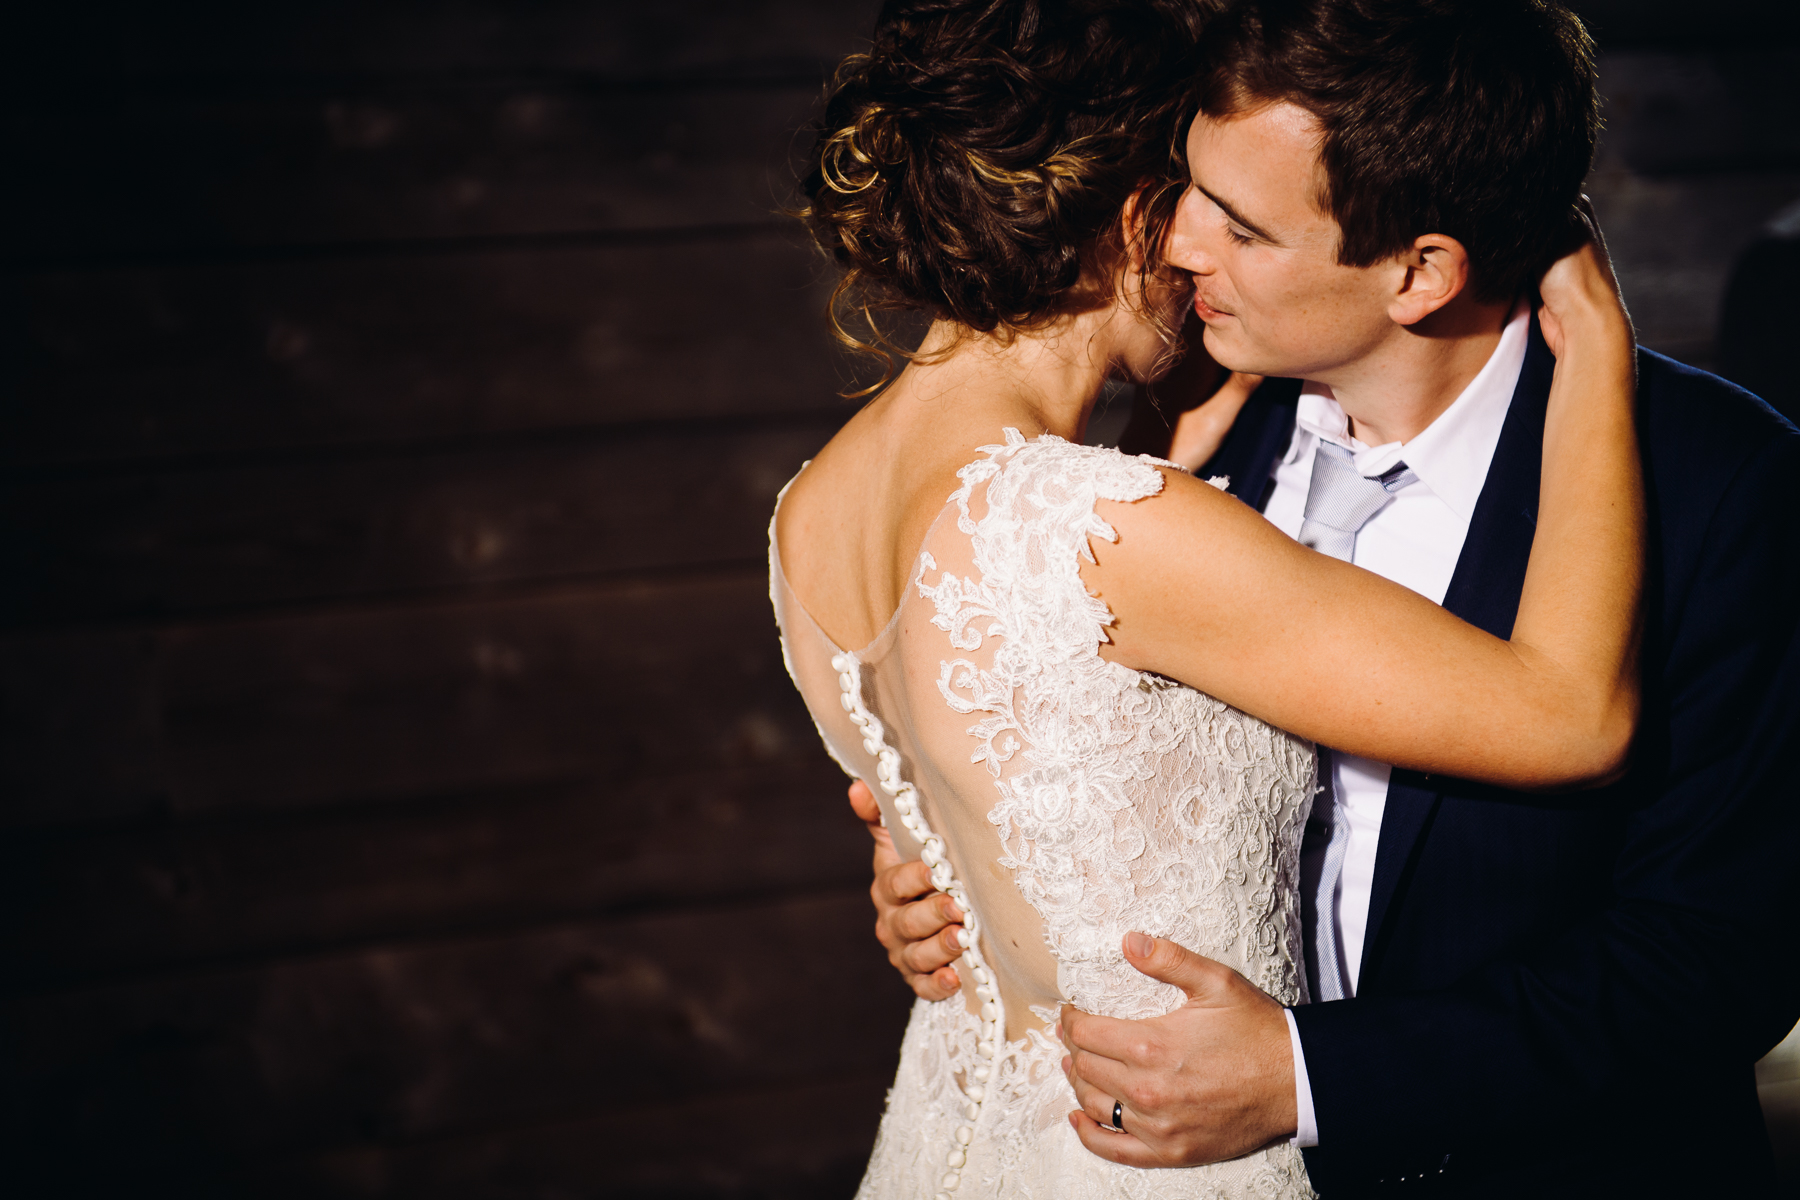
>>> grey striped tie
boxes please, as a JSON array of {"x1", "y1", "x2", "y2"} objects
[
  {"x1": 1298, "y1": 441, "x2": 1418, "y2": 561},
  {"x1": 1299, "y1": 440, "x2": 1416, "y2": 1003}
]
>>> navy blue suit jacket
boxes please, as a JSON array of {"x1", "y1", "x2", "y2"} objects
[{"x1": 1199, "y1": 328, "x2": 1800, "y2": 1197}]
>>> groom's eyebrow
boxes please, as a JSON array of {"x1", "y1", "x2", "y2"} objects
[{"x1": 1195, "y1": 182, "x2": 1279, "y2": 244}]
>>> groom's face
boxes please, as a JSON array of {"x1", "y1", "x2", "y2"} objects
[{"x1": 1168, "y1": 102, "x2": 1401, "y2": 382}]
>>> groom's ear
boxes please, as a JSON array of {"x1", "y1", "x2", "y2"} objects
[{"x1": 1386, "y1": 233, "x2": 1472, "y2": 326}]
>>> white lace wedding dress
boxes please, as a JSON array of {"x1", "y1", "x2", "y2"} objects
[{"x1": 770, "y1": 431, "x2": 1318, "y2": 1199}]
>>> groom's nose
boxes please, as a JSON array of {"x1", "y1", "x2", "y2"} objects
[{"x1": 1166, "y1": 188, "x2": 1219, "y2": 277}]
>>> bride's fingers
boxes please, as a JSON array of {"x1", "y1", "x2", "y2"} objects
[{"x1": 1167, "y1": 372, "x2": 1262, "y2": 472}]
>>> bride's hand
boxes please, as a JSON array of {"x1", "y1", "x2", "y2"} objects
[
  {"x1": 1536, "y1": 198, "x2": 1633, "y2": 361},
  {"x1": 1119, "y1": 309, "x2": 1262, "y2": 468},
  {"x1": 1167, "y1": 371, "x2": 1263, "y2": 472}
]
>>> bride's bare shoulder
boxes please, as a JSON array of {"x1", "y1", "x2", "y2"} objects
[
  {"x1": 1087, "y1": 463, "x2": 1295, "y2": 589},
  {"x1": 773, "y1": 415, "x2": 878, "y2": 547},
  {"x1": 1093, "y1": 461, "x2": 1244, "y2": 534}
]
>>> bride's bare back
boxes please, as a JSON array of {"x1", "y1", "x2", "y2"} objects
[{"x1": 773, "y1": 420, "x2": 1319, "y2": 1198}]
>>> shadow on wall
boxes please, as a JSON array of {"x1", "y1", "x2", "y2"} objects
[
  {"x1": 1718, "y1": 200, "x2": 1800, "y2": 425},
  {"x1": 1586, "y1": 47, "x2": 1800, "y2": 398}
]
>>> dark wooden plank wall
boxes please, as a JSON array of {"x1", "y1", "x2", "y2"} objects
[
  {"x1": 3, "y1": 3, "x2": 1797, "y2": 1198},
  {"x1": 2, "y1": 4, "x2": 899, "y2": 1197}
]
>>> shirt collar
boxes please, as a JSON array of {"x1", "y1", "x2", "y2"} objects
[{"x1": 1292, "y1": 301, "x2": 1530, "y2": 521}]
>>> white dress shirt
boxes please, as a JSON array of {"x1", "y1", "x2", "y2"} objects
[{"x1": 1276, "y1": 302, "x2": 1530, "y2": 1147}]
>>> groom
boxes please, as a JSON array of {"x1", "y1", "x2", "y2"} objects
[{"x1": 852, "y1": 0, "x2": 1800, "y2": 1195}]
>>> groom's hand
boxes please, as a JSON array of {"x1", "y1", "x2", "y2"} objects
[
  {"x1": 1059, "y1": 932, "x2": 1297, "y2": 1167},
  {"x1": 850, "y1": 780, "x2": 964, "y2": 1000}
]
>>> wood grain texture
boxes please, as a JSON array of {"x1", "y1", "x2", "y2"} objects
[
  {"x1": 1598, "y1": 50, "x2": 1800, "y2": 176},
  {"x1": 9, "y1": 3, "x2": 1795, "y2": 1195},
  {"x1": 0, "y1": 5, "x2": 900, "y2": 1198},
  {"x1": 7, "y1": 231, "x2": 853, "y2": 468},
  {"x1": 277, "y1": 1073, "x2": 895, "y2": 1200},
  {"x1": 1580, "y1": 50, "x2": 1800, "y2": 365},
  {"x1": 4, "y1": 421, "x2": 834, "y2": 624},
  {"x1": 1587, "y1": 167, "x2": 1800, "y2": 364},
  {"x1": 2, "y1": 0, "x2": 1784, "y2": 98},
  {"x1": 0, "y1": 571, "x2": 824, "y2": 827},
  {"x1": 8, "y1": 891, "x2": 914, "y2": 1190},
  {"x1": 4, "y1": 757, "x2": 869, "y2": 989},
  {"x1": 3, "y1": 0, "x2": 885, "y2": 84},
  {"x1": 1569, "y1": 1, "x2": 1800, "y2": 46},
  {"x1": 5, "y1": 84, "x2": 829, "y2": 263}
]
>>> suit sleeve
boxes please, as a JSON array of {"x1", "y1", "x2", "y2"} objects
[{"x1": 1290, "y1": 428, "x2": 1800, "y2": 1182}]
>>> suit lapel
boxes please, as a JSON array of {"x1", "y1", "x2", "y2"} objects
[{"x1": 1357, "y1": 320, "x2": 1556, "y2": 992}]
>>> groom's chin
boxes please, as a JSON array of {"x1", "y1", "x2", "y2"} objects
[{"x1": 1199, "y1": 326, "x2": 1273, "y2": 379}]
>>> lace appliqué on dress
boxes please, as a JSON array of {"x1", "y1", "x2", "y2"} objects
[
  {"x1": 918, "y1": 430, "x2": 1314, "y2": 1019},
  {"x1": 855, "y1": 431, "x2": 1317, "y2": 1199},
  {"x1": 777, "y1": 432, "x2": 1318, "y2": 1199}
]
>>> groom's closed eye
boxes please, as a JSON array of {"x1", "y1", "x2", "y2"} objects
[{"x1": 1194, "y1": 183, "x2": 1277, "y2": 245}]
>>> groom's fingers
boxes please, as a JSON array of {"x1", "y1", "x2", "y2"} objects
[
  {"x1": 848, "y1": 779, "x2": 899, "y2": 861},
  {"x1": 872, "y1": 857, "x2": 936, "y2": 910},
  {"x1": 1057, "y1": 1056, "x2": 1119, "y2": 1132},
  {"x1": 1060, "y1": 1006, "x2": 1154, "y2": 1069},
  {"x1": 896, "y1": 922, "x2": 966, "y2": 976},
  {"x1": 872, "y1": 861, "x2": 962, "y2": 949},
  {"x1": 1121, "y1": 932, "x2": 1235, "y2": 1000},
  {"x1": 1064, "y1": 1045, "x2": 1141, "y2": 1120},
  {"x1": 1067, "y1": 1109, "x2": 1165, "y2": 1168},
  {"x1": 1063, "y1": 1054, "x2": 1141, "y2": 1133},
  {"x1": 847, "y1": 779, "x2": 883, "y2": 825},
  {"x1": 870, "y1": 856, "x2": 964, "y2": 999}
]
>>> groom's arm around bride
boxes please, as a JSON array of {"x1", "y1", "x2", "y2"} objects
[
  {"x1": 1054, "y1": 2, "x2": 1800, "y2": 1194},
  {"x1": 862, "y1": 0, "x2": 1800, "y2": 1195}
]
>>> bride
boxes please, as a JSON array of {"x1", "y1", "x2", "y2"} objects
[{"x1": 769, "y1": 1, "x2": 1640, "y2": 1196}]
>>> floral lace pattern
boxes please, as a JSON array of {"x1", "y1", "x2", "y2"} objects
[
  {"x1": 919, "y1": 432, "x2": 1315, "y2": 1019},
  {"x1": 865, "y1": 995, "x2": 1314, "y2": 1199},
  {"x1": 772, "y1": 432, "x2": 1317, "y2": 1198}
]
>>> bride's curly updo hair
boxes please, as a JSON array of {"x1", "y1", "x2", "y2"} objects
[{"x1": 801, "y1": 0, "x2": 1211, "y2": 387}]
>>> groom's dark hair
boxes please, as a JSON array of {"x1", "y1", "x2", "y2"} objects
[{"x1": 1194, "y1": 0, "x2": 1599, "y2": 302}]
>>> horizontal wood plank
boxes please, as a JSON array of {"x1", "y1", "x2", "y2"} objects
[
  {"x1": 9, "y1": 891, "x2": 915, "y2": 1161},
  {"x1": 8, "y1": 230, "x2": 859, "y2": 467},
  {"x1": 1570, "y1": 2, "x2": 1800, "y2": 45},
  {"x1": 0, "y1": 572, "x2": 828, "y2": 826},
  {"x1": 9, "y1": 177, "x2": 1780, "y2": 468},
  {"x1": 279, "y1": 1073, "x2": 893, "y2": 1200},
  {"x1": 4, "y1": 0, "x2": 1791, "y2": 100},
  {"x1": 4, "y1": 0, "x2": 884, "y2": 85},
  {"x1": 3, "y1": 757, "x2": 869, "y2": 989},
  {"x1": 5, "y1": 84, "x2": 829, "y2": 262},
  {"x1": 6, "y1": 49, "x2": 1793, "y2": 267},
  {"x1": 4, "y1": 421, "x2": 833, "y2": 624},
  {"x1": 1598, "y1": 50, "x2": 1800, "y2": 176},
  {"x1": 1587, "y1": 166, "x2": 1800, "y2": 363}
]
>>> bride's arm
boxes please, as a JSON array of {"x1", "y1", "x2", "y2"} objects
[{"x1": 1089, "y1": 239, "x2": 1642, "y2": 791}]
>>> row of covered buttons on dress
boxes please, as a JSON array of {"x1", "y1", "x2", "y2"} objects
[{"x1": 832, "y1": 651, "x2": 1007, "y2": 1197}]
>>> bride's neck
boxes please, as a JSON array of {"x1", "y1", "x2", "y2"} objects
[{"x1": 883, "y1": 314, "x2": 1120, "y2": 442}]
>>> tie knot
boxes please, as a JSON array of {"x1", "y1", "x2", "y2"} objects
[{"x1": 1297, "y1": 442, "x2": 1416, "y2": 561}]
